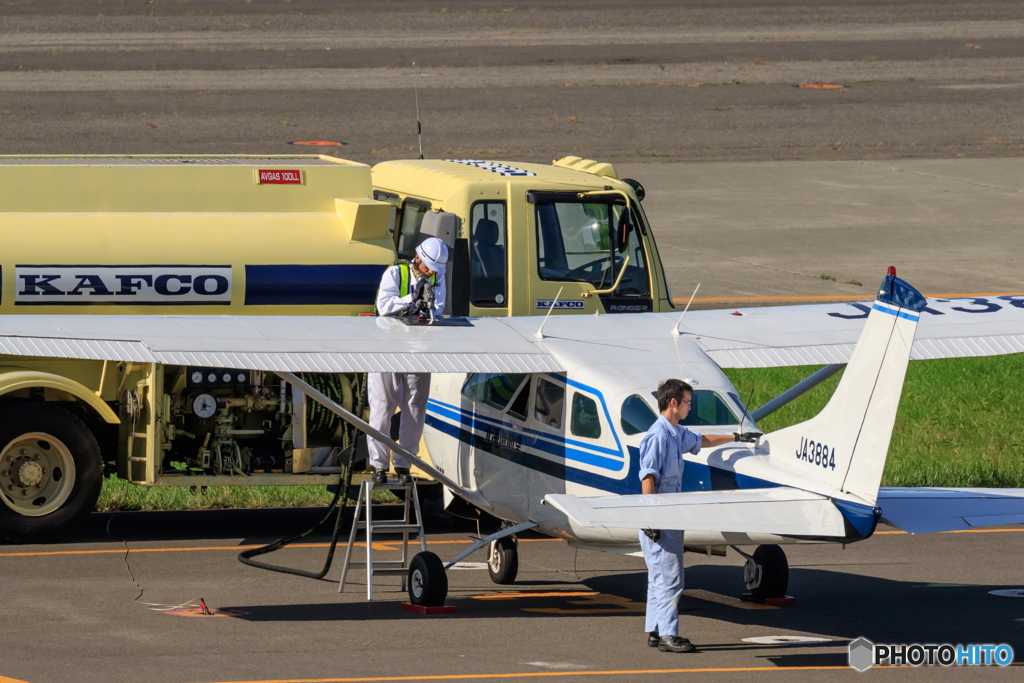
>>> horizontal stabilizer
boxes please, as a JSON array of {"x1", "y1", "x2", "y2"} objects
[
  {"x1": 878, "y1": 487, "x2": 1024, "y2": 534},
  {"x1": 544, "y1": 488, "x2": 847, "y2": 537}
]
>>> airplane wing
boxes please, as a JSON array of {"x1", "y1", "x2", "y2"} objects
[
  {"x1": 543, "y1": 488, "x2": 849, "y2": 537},
  {"x1": 877, "y1": 487, "x2": 1024, "y2": 533},
  {"x1": 0, "y1": 315, "x2": 562, "y2": 374},
  {"x1": 680, "y1": 295, "x2": 1024, "y2": 368}
]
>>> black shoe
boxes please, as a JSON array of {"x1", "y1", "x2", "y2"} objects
[
  {"x1": 658, "y1": 636, "x2": 696, "y2": 653},
  {"x1": 647, "y1": 632, "x2": 660, "y2": 648},
  {"x1": 371, "y1": 469, "x2": 388, "y2": 485},
  {"x1": 395, "y1": 467, "x2": 413, "y2": 485}
]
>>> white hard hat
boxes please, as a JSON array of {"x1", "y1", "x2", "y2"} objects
[{"x1": 416, "y1": 237, "x2": 449, "y2": 275}]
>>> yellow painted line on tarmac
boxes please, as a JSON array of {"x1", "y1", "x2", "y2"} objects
[
  {"x1": 676, "y1": 291, "x2": 1024, "y2": 303},
  {"x1": 185, "y1": 666, "x2": 862, "y2": 683},
  {"x1": 474, "y1": 591, "x2": 597, "y2": 600},
  {"x1": 0, "y1": 676, "x2": 32, "y2": 683},
  {"x1": 0, "y1": 537, "x2": 560, "y2": 558}
]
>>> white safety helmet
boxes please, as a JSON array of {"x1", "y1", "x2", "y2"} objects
[{"x1": 416, "y1": 237, "x2": 449, "y2": 275}]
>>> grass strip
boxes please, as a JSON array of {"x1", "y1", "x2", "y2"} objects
[{"x1": 725, "y1": 354, "x2": 1024, "y2": 488}]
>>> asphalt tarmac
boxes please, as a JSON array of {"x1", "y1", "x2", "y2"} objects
[{"x1": 1, "y1": 506, "x2": 1021, "y2": 683}]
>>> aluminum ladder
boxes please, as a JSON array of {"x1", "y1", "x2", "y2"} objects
[{"x1": 338, "y1": 478, "x2": 426, "y2": 600}]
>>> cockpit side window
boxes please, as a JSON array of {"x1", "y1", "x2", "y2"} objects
[
  {"x1": 645, "y1": 389, "x2": 740, "y2": 427},
  {"x1": 621, "y1": 394, "x2": 658, "y2": 435},
  {"x1": 462, "y1": 373, "x2": 528, "y2": 412},
  {"x1": 533, "y1": 377, "x2": 565, "y2": 429},
  {"x1": 570, "y1": 391, "x2": 601, "y2": 439}
]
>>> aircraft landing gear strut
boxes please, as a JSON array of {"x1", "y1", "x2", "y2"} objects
[
  {"x1": 731, "y1": 544, "x2": 791, "y2": 602},
  {"x1": 407, "y1": 520, "x2": 536, "y2": 606}
]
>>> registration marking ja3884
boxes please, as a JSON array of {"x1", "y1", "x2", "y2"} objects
[{"x1": 797, "y1": 437, "x2": 836, "y2": 470}]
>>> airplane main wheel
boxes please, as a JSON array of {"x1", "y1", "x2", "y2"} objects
[
  {"x1": 488, "y1": 536, "x2": 518, "y2": 585},
  {"x1": 0, "y1": 404, "x2": 103, "y2": 543},
  {"x1": 746, "y1": 544, "x2": 789, "y2": 599},
  {"x1": 408, "y1": 551, "x2": 448, "y2": 606}
]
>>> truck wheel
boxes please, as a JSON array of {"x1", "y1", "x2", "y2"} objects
[
  {"x1": 0, "y1": 404, "x2": 103, "y2": 543},
  {"x1": 408, "y1": 551, "x2": 448, "y2": 607},
  {"x1": 487, "y1": 536, "x2": 519, "y2": 585}
]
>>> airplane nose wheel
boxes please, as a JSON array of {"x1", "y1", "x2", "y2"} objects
[
  {"x1": 736, "y1": 544, "x2": 789, "y2": 599},
  {"x1": 408, "y1": 551, "x2": 448, "y2": 607},
  {"x1": 488, "y1": 536, "x2": 519, "y2": 585}
]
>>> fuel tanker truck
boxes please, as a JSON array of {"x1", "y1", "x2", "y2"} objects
[{"x1": 0, "y1": 154, "x2": 675, "y2": 542}]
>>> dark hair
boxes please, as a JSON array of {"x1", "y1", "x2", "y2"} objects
[{"x1": 657, "y1": 379, "x2": 693, "y2": 412}]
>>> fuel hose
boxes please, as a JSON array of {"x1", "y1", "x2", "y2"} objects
[{"x1": 237, "y1": 441, "x2": 358, "y2": 579}]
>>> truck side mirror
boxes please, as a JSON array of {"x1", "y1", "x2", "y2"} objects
[{"x1": 617, "y1": 217, "x2": 632, "y2": 253}]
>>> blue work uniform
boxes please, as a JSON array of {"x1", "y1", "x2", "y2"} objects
[{"x1": 638, "y1": 415, "x2": 702, "y2": 637}]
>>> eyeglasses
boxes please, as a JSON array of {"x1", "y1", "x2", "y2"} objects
[{"x1": 678, "y1": 400, "x2": 691, "y2": 406}]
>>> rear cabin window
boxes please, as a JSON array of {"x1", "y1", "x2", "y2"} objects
[
  {"x1": 570, "y1": 392, "x2": 602, "y2": 439},
  {"x1": 620, "y1": 394, "x2": 658, "y2": 435},
  {"x1": 462, "y1": 374, "x2": 528, "y2": 412},
  {"x1": 533, "y1": 377, "x2": 565, "y2": 429}
]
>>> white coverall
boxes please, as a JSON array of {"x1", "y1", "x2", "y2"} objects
[
  {"x1": 367, "y1": 264, "x2": 446, "y2": 470},
  {"x1": 638, "y1": 415, "x2": 703, "y2": 637}
]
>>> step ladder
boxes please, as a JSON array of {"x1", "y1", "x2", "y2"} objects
[{"x1": 338, "y1": 478, "x2": 426, "y2": 601}]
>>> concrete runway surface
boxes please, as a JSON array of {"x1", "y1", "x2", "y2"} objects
[
  {"x1": 1, "y1": 1, "x2": 1023, "y2": 681},
  {"x1": 0, "y1": 507, "x2": 1021, "y2": 683}
]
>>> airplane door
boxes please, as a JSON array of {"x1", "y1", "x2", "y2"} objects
[{"x1": 459, "y1": 373, "x2": 532, "y2": 521}]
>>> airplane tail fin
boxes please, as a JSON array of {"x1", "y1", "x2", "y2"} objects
[{"x1": 762, "y1": 269, "x2": 926, "y2": 505}]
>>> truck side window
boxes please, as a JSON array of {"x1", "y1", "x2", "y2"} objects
[
  {"x1": 470, "y1": 201, "x2": 507, "y2": 307},
  {"x1": 396, "y1": 199, "x2": 430, "y2": 260},
  {"x1": 533, "y1": 377, "x2": 565, "y2": 429},
  {"x1": 374, "y1": 191, "x2": 400, "y2": 245}
]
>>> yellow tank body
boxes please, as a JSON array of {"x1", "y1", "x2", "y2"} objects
[{"x1": 0, "y1": 155, "x2": 395, "y2": 315}]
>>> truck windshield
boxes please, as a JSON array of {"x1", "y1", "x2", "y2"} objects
[{"x1": 534, "y1": 200, "x2": 649, "y2": 296}]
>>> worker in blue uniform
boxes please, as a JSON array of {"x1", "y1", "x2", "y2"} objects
[
  {"x1": 367, "y1": 237, "x2": 448, "y2": 485},
  {"x1": 639, "y1": 379, "x2": 758, "y2": 653}
]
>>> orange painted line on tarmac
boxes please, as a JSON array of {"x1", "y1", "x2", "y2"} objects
[
  {"x1": 187, "y1": 665, "x2": 859, "y2": 683},
  {"x1": 675, "y1": 292, "x2": 1024, "y2": 303},
  {"x1": 0, "y1": 676, "x2": 32, "y2": 683},
  {"x1": 0, "y1": 537, "x2": 559, "y2": 558}
]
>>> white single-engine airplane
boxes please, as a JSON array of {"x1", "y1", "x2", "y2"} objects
[{"x1": 2, "y1": 269, "x2": 1024, "y2": 606}]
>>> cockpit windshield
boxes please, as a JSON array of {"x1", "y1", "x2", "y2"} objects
[{"x1": 534, "y1": 198, "x2": 650, "y2": 297}]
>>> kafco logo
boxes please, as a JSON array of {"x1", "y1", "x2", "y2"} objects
[
  {"x1": 15, "y1": 266, "x2": 232, "y2": 305},
  {"x1": 849, "y1": 637, "x2": 1014, "y2": 671}
]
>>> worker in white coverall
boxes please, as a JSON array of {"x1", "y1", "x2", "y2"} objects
[
  {"x1": 367, "y1": 237, "x2": 448, "y2": 485},
  {"x1": 639, "y1": 379, "x2": 756, "y2": 653}
]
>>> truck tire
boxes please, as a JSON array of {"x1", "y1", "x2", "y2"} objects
[{"x1": 0, "y1": 403, "x2": 103, "y2": 543}]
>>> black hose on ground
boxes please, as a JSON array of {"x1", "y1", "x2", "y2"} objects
[{"x1": 237, "y1": 439, "x2": 360, "y2": 579}]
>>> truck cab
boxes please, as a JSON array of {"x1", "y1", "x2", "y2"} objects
[{"x1": 371, "y1": 157, "x2": 675, "y2": 316}]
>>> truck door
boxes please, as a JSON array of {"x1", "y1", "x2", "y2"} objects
[
  {"x1": 528, "y1": 191, "x2": 653, "y2": 314},
  {"x1": 468, "y1": 200, "x2": 509, "y2": 314}
]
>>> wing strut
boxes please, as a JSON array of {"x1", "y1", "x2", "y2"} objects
[
  {"x1": 444, "y1": 520, "x2": 538, "y2": 570},
  {"x1": 274, "y1": 371, "x2": 488, "y2": 508},
  {"x1": 751, "y1": 363, "x2": 846, "y2": 422}
]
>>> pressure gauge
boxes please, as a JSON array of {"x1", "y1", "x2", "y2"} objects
[
  {"x1": 191, "y1": 371, "x2": 203, "y2": 384},
  {"x1": 193, "y1": 393, "x2": 218, "y2": 419},
  {"x1": 207, "y1": 373, "x2": 217, "y2": 383},
  {"x1": 237, "y1": 373, "x2": 246, "y2": 383},
  {"x1": 222, "y1": 372, "x2": 232, "y2": 383}
]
